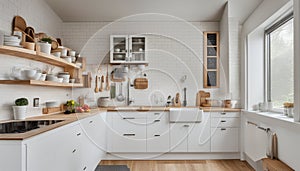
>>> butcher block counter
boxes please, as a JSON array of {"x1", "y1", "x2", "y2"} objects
[
  {"x1": 104, "y1": 106, "x2": 241, "y2": 112},
  {"x1": 0, "y1": 109, "x2": 106, "y2": 140}
]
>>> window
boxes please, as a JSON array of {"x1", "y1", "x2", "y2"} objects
[{"x1": 265, "y1": 14, "x2": 294, "y2": 108}]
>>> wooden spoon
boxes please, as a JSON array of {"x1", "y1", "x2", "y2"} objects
[
  {"x1": 94, "y1": 76, "x2": 99, "y2": 93},
  {"x1": 100, "y1": 75, "x2": 104, "y2": 92},
  {"x1": 106, "y1": 65, "x2": 110, "y2": 91}
]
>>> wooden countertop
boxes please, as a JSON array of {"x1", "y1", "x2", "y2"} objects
[
  {"x1": 0, "y1": 109, "x2": 106, "y2": 140},
  {"x1": 104, "y1": 106, "x2": 241, "y2": 112}
]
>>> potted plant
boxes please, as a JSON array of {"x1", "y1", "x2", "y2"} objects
[
  {"x1": 37, "y1": 37, "x2": 52, "y2": 55},
  {"x1": 64, "y1": 100, "x2": 78, "y2": 114},
  {"x1": 12, "y1": 98, "x2": 28, "y2": 120}
]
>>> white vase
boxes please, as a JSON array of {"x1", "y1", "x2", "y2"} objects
[
  {"x1": 12, "y1": 106, "x2": 27, "y2": 120},
  {"x1": 38, "y1": 42, "x2": 51, "y2": 55}
]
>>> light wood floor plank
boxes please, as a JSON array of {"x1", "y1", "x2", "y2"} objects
[{"x1": 100, "y1": 160, "x2": 254, "y2": 171}]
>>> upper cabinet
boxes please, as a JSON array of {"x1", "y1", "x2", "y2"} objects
[
  {"x1": 110, "y1": 35, "x2": 148, "y2": 64},
  {"x1": 203, "y1": 32, "x2": 220, "y2": 88}
]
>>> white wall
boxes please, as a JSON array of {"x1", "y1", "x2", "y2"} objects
[
  {"x1": 0, "y1": 0, "x2": 64, "y2": 120},
  {"x1": 60, "y1": 14, "x2": 230, "y2": 107}
]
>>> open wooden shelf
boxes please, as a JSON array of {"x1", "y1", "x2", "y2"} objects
[
  {"x1": 0, "y1": 46, "x2": 80, "y2": 69},
  {"x1": 0, "y1": 80, "x2": 83, "y2": 88}
]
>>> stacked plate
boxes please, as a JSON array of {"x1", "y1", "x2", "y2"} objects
[{"x1": 4, "y1": 35, "x2": 21, "y2": 47}]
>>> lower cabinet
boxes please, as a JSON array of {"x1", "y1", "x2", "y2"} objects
[
  {"x1": 107, "y1": 112, "x2": 147, "y2": 152},
  {"x1": 170, "y1": 113, "x2": 211, "y2": 152},
  {"x1": 25, "y1": 112, "x2": 106, "y2": 171},
  {"x1": 210, "y1": 112, "x2": 240, "y2": 152}
]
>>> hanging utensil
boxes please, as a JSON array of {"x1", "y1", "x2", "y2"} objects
[
  {"x1": 94, "y1": 76, "x2": 99, "y2": 93},
  {"x1": 116, "y1": 82, "x2": 125, "y2": 102},
  {"x1": 183, "y1": 87, "x2": 187, "y2": 106},
  {"x1": 106, "y1": 65, "x2": 110, "y2": 91},
  {"x1": 100, "y1": 75, "x2": 104, "y2": 92}
]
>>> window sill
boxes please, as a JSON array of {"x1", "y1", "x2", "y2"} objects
[{"x1": 242, "y1": 110, "x2": 300, "y2": 130}]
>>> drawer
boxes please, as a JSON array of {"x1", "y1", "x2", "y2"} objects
[
  {"x1": 211, "y1": 127, "x2": 239, "y2": 152},
  {"x1": 110, "y1": 111, "x2": 147, "y2": 119},
  {"x1": 211, "y1": 117, "x2": 240, "y2": 128},
  {"x1": 211, "y1": 112, "x2": 240, "y2": 118},
  {"x1": 147, "y1": 111, "x2": 168, "y2": 118},
  {"x1": 112, "y1": 118, "x2": 146, "y2": 138}
]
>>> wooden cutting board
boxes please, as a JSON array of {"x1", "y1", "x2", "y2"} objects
[{"x1": 134, "y1": 78, "x2": 148, "y2": 89}]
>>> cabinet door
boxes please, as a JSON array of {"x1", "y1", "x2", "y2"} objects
[
  {"x1": 108, "y1": 117, "x2": 146, "y2": 152},
  {"x1": 211, "y1": 127, "x2": 239, "y2": 152},
  {"x1": 26, "y1": 123, "x2": 82, "y2": 171},
  {"x1": 170, "y1": 123, "x2": 189, "y2": 152},
  {"x1": 211, "y1": 117, "x2": 240, "y2": 128},
  {"x1": 147, "y1": 113, "x2": 170, "y2": 152},
  {"x1": 188, "y1": 113, "x2": 211, "y2": 152},
  {"x1": 129, "y1": 35, "x2": 146, "y2": 62},
  {"x1": 79, "y1": 113, "x2": 107, "y2": 170},
  {"x1": 110, "y1": 35, "x2": 129, "y2": 63}
]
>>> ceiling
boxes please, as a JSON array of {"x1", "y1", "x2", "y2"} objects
[{"x1": 44, "y1": 0, "x2": 263, "y2": 23}]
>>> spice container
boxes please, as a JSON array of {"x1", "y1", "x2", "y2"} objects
[
  {"x1": 110, "y1": 83, "x2": 116, "y2": 99},
  {"x1": 283, "y1": 102, "x2": 294, "y2": 117}
]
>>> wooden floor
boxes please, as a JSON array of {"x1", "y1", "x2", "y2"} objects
[{"x1": 100, "y1": 160, "x2": 254, "y2": 171}]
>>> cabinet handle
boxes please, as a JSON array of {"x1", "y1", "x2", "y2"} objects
[
  {"x1": 130, "y1": 49, "x2": 132, "y2": 53},
  {"x1": 89, "y1": 120, "x2": 93, "y2": 124},
  {"x1": 72, "y1": 149, "x2": 77, "y2": 153},
  {"x1": 154, "y1": 134, "x2": 160, "y2": 137},
  {"x1": 154, "y1": 119, "x2": 160, "y2": 122},
  {"x1": 221, "y1": 112, "x2": 226, "y2": 115},
  {"x1": 221, "y1": 128, "x2": 226, "y2": 131},
  {"x1": 221, "y1": 120, "x2": 226, "y2": 123},
  {"x1": 154, "y1": 113, "x2": 160, "y2": 115},
  {"x1": 77, "y1": 133, "x2": 81, "y2": 136},
  {"x1": 83, "y1": 166, "x2": 87, "y2": 170},
  {"x1": 123, "y1": 133, "x2": 136, "y2": 136},
  {"x1": 123, "y1": 117, "x2": 135, "y2": 120},
  {"x1": 183, "y1": 125, "x2": 190, "y2": 127}
]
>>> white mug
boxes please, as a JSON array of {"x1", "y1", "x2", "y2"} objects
[{"x1": 61, "y1": 48, "x2": 67, "y2": 56}]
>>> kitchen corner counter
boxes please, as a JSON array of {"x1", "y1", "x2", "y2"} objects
[
  {"x1": 0, "y1": 108, "x2": 106, "y2": 140},
  {"x1": 103, "y1": 106, "x2": 241, "y2": 112}
]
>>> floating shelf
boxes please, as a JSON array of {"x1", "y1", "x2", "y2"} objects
[
  {"x1": 110, "y1": 61, "x2": 149, "y2": 65},
  {"x1": 0, "y1": 80, "x2": 83, "y2": 88},
  {"x1": 0, "y1": 46, "x2": 80, "y2": 69}
]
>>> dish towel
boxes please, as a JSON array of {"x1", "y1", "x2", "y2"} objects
[{"x1": 266, "y1": 130, "x2": 278, "y2": 159}]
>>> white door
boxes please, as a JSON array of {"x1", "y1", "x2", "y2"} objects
[
  {"x1": 211, "y1": 127, "x2": 239, "y2": 152},
  {"x1": 188, "y1": 113, "x2": 211, "y2": 152},
  {"x1": 110, "y1": 35, "x2": 129, "y2": 63},
  {"x1": 170, "y1": 123, "x2": 189, "y2": 152}
]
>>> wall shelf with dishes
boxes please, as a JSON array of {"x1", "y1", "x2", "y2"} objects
[
  {"x1": 110, "y1": 35, "x2": 148, "y2": 65},
  {"x1": 0, "y1": 45, "x2": 84, "y2": 88}
]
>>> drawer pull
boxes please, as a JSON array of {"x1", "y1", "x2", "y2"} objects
[
  {"x1": 72, "y1": 149, "x2": 77, "y2": 153},
  {"x1": 83, "y1": 166, "x2": 87, "y2": 170},
  {"x1": 154, "y1": 134, "x2": 160, "y2": 137},
  {"x1": 123, "y1": 133, "x2": 136, "y2": 136},
  {"x1": 154, "y1": 113, "x2": 160, "y2": 115},
  {"x1": 123, "y1": 117, "x2": 135, "y2": 120},
  {"x1": 77, "y1": 133, "x2": 81, "y2": 136},
  {"x1": 183, "y1": 125, "x2": 190, "y2": 127},
  {"x1": 221, "y1": 112, "x2": 226, "y2": 115},
  {"x1": 154, "y1": 119, "x2": 160, "y2": 122},
  {"x1": 89, "y1": 120, "x2": 93, "y2": 124},
  {"x1": 221, "y1": 128, "x2": 226, "y2": 131},
  {"x1": 221, "y1": 120, "x2": 226, "y2": 123}
]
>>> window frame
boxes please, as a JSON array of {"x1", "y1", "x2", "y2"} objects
[{"x1": 264, "y1": 13, "x2": 294, "y2": 110}]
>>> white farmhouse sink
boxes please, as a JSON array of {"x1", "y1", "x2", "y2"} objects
[{"x1": 169, "y1": 108, "x2": 203, "y2": 123}]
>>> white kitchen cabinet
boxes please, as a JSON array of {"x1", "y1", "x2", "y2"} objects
[
  {"x1": 210, "y1": 112, "x2": 240, "y2": 152},
  {"x1": 147, "y1": 112, "x2": 170, "y2": 152},
  {"x1": 107, "y1": 112, "x2": 147, "y2": 152},
  {"x1": 110, "y1": 35, "x2": 147, "y2": 64},
  {"x1": 170, "y1": 113, "x2": 211, "y2": 152},
  {"x1": 26, "y1": 122, "x2": 83, "y2": 171}
]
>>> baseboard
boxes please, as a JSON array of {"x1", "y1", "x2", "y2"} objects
[{"x1": 104, "y1": 152, "x2": 240, "y2": 160}]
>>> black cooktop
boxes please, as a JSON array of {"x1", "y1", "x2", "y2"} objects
[{"x1": 0, "y1": 120, "x2": 64, "y2": 134}]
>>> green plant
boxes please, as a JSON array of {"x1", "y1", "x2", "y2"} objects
[
  {"x1": 40, "y1": 37, "x2": 52, "y2": 44},
  {"x1": 15, "y1": 98, "x2": 28, "y2": 106}
]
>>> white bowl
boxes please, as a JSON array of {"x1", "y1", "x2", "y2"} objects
[
  {"x1": 22, "y1": 69, "x2": 37, "y2": 79},
  {"x1": 32, "y1": 72, "x2": 42, "y2": 80},
  {"x1": 46, "y1": 75, "x2": 58, "y2": 82},
  {"x1": 57, "y1": 74, "x2": 70, "y2": 79}
]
